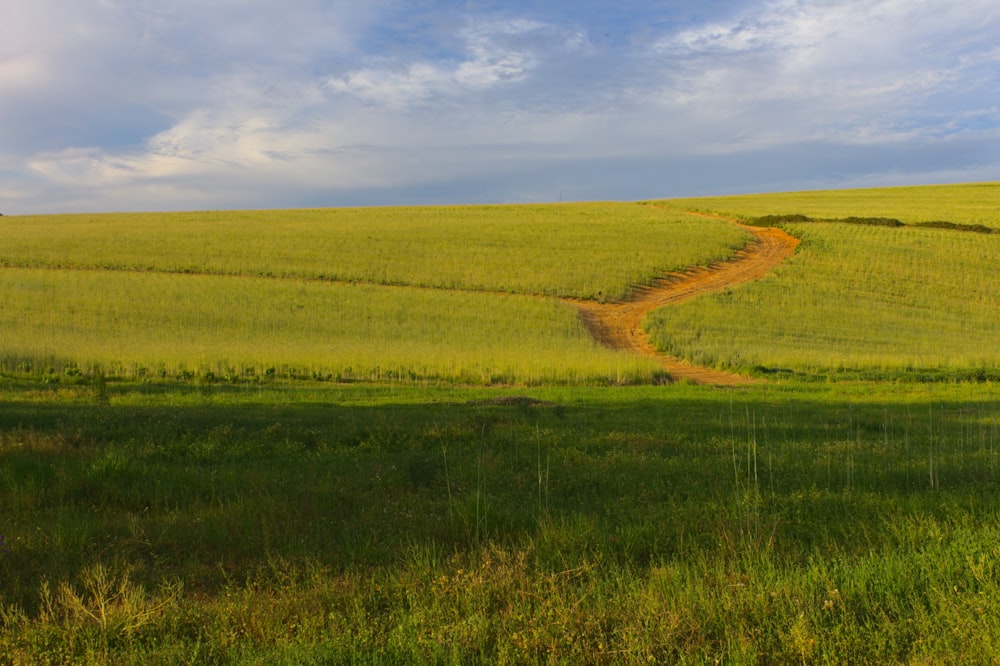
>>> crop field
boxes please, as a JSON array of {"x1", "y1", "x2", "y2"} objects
[
  {"x1": 0, "y1": 204, "x2": 748, "y2": 300},
  {"x1": 3, "y1": 183, "x2": 1000, "y2": 663},
  {"x1": 0, "y1": 267, "x2": 661, "y2": 386},
  {"x1": 656, "y1": 181, "x2": 1000, "y2": 228},
  {"x1": 0, "y1": 203, "x2": 743, "y2": 384},
  {"x1": 645, "y1": 220, "x2": 1000, "y2": 378}
]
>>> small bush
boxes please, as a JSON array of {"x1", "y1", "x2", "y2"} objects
[
  {"x1": 915, "y1": 220, "x2": 995, "y2": 234},
  {"x1": 748, "y1": 214, "x2": 813, "y2": 226},
  {"x1": 840, "y1": 216, "x2": 905, "y2": 227}
]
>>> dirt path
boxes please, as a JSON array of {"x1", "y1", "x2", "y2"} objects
[{"x1": 569, "y1": 214, "x2": 800, "y2": 385}]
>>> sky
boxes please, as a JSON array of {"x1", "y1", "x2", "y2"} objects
[{"x1": 1, "y1": 0, "x2": 999, "y2": 214}]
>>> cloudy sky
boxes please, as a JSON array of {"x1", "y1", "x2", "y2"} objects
[{"x1": 2, "y1": 0, "x2": 998, "y2": 213}]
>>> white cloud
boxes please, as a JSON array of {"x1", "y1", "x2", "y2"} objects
[
  {"x1": 17, "y1": 9, "x2": 601, "y2": 206},
  {"x1": 1, "y1": 0, "x2": 395, "y2": 205},
  {"x1": 2, "y1": 0, "x2": 998, "y2": 213},
  {"x1": 327, "y1": 16, "x2": 587, "y2": 106},
  {"x1": 642, "y1": 0, "x2": 1000, "y2": 151}
]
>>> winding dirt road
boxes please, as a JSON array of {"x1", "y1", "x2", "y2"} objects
[{"x1": 569, "y1": 215, "x2": 800, "y2": 385}]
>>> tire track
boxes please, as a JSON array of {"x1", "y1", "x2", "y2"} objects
[{"x1": 568, "y1": 214, "x2": 800, "y2": 385}]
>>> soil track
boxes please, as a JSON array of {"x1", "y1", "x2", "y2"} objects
[{"x1": 570, "y1": 214, "x2": 799, "y2": 385}]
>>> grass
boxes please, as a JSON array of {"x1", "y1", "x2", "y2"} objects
[
  {"x1": 654, "y1": 181, "x2": 1000, "y2": 228},
  {"x1": 2, "y1": 379, "x2": 1000, "y2": 663},
  {"x1": 0, "y1": 204, "x2": 748, "y2": 301},
  {"x1": 0, "y1": 202, "x2": 745, "y2": 384},
  {"x1": 644, "y1": 218, "x2": 1000, "y2": 379},
  {"x1": 644, "y1": 182, "x2": 1000, "y2": 379},
  {"x1": 0, "y1": 267, "x2": 662, "y2": 385},
  {"x1": 5, "y1": 183, "x2": 1000, "y2": 662}
]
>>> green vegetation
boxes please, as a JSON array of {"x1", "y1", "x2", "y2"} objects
[
  {"x1": 5, "y1": 183, "x2": 1000, "y2": 662},
  {"x1": 0, "y1": 204, "x2": 748, "y2": 301},
  {"x1": 0, "y1": 202, "x2": 745, "y2": 384},
  {"x1": 642, "y1": 182, "x2": 1000, "y2": 379},
  {"x1": 745, "y1": 213, "x2": 997, "y2": 235},
  {"x1": 655, "y1": 181, "x2": 1000, "y2": 228},
  {"x1": 2, "y1": 380, "x2": 1000, "y2": 663},
  {"x1": 0, "y1": 267, "x2": 660, "y2": 385},
  {"x1": 644, "y1": 218, "x2": 1000, "y2": 379}
]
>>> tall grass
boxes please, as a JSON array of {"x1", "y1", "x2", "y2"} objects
[
  {"x1": 0, "y1": 267, "x2": 661, "y2": 384},
  {"x1": 655, "y1": 181, "x2": 1000, "y2": 228},
  {"x1": 0, "y1": 203, "x2": 748, "y2": 301},
  {"x1": 6, "y1": 183, "x2": 1000, "y2": 661},
  {"x1": 2, "y1": 380, "x2": 1000, "y2": 662},
  {"x1": 0, "y1": 202, "x2": 747, "y2": 385},
  {"x1": 645, "y1": 221, "x2": 1000, "y2": 377}
]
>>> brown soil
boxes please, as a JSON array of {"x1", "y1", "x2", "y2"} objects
[{"x1": 568, "y1": 214, "x2": 800, "y2": 385}]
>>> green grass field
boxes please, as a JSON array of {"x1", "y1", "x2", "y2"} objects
[
  {"x1": 654, "y1": 181, "x2": 1000, "y2": 228},
  {"x1": 2, "y1": 380, "x2": 999, "y2": 663},
  {"x1": 0, "y1": 204, "x2": 748, "y2": 300},
  {"x1": 0, "y1": 267, "x2": 661, "y2": 386},
  {"x1": 645, "y1": 220, "x2": 1000, "y2": 378},
  {"x1": 4, "y1": 184, "x2": 1000, "y2": 663},
  {"x1": 0, "y1": 203, "x2": 743, "y2": 384}
]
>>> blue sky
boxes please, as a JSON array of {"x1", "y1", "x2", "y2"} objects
[{"x1": 2, "y1": 0, "x2": 998, "y2": 213}]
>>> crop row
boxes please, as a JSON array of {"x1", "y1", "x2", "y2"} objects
[
  {"x1": 655, "y1": 182, "x2": 1000, "y2": 228},
  {"x1": 0, "y1": 203, "x2": 748, "y2": 302},
  {"x1": 645, "y1": 221, "x2": 1000, "y2": 376},
  {"x1": 0, "y1": 267, "x2": 662, "y2": 384}
]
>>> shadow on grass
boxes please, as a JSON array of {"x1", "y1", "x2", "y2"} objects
[{"x1": 2, "y1": 381, "x2": 1000, "y2": 612}]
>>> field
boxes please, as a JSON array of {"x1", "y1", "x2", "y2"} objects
[
  {"x1": 640, "y1": 182, "x2": 1000, "y2": 381},
  {"x1": 645, "y1": 221, "x2": 1000, "y2": 378},
  {"x1": 3, "y1": 184, "x2": 1000, "y2": 663},
  {"x1": 0, "y1": 268, "x2": 661, "y2": 386},
  {"x1": 655, "y1": 181, "x2": 1000, "y2": 228},
  {"x1": 0, "y1": 204, "x2": 749, "y2": 301},
  {"x1": 0, "y1": 203, "x2": 744, "y2": 384}
]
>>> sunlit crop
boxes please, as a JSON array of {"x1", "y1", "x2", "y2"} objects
[
  {"x1": 645, "y1": 220, "x2": 1000, "y2": 375},
  {"x1": 0, "y1": 202, "x2": 749, "y2": 383},
  {"x1": 0, "y1": 203, "x2": 748, "y2": 301},
  {"x1": 654, "y1": 181, "x2": 1000, "y2": 228},
  {"x1": 0, "y1": 267, "x2": 661, "y2": 384}
]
